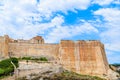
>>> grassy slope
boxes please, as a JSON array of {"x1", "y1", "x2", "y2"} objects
[{"x1": 17, "y1": 70, "x2": 106, "y2": 80}]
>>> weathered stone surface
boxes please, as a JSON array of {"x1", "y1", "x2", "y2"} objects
[
  {"x1": 0, "y1": 35, "x2": 9, "y2": 58},
  {"x1": 0, "y1": 35, "x2": 110, "y2": 78},
  {"x1": 59, "y1": 40, "x2": 109, "y2": 78},
  {"x1": 9, "y1": 43, "x2": 59, "y2": 60}
]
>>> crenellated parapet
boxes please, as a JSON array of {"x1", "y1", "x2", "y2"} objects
[
  {"x1": 8, "y1": 36, "x2": 44, "y2": 44},
  {"x1": 30, "y1": 36, "x2": 44, "y2": 44}
]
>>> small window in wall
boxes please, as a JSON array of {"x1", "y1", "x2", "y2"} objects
[
  {"x1": 14, "y1": 40, "x2": 18, "y2": 43},
  {"x1": 38, "y1": 40, "x2": 39, "y2": 43}
]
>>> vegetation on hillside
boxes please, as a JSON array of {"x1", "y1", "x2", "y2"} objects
[
  {"x1": 111, "y1": 64, "x2": 120, "y2": 67},
  {"x1": 110, "y1": 64, "x2": 120, "y2": 75},
  {"x1": 19, "y1": 57, "x2": 48, "y2": 62},
  {"x1": 0, "y1": 57, "x2": 19, "y2": 78},
  {"x1": 17, "y1": 70, "x2": 106, "y2": 80},
  {"x1": 45, "y1": 70, "x2": 106, "y2": 80}
]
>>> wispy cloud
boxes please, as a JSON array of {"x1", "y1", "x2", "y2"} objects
[
  {"x1": 92, "y1": 0, "x2": 120, "y2": 6},
  {"x1": 92, "y1": 0, "x2": 113, "y2": 5},
  {"x1": 45, "y1": 17, "x2": 98, "y2": 43},
  {"x1": 0, "y1": 0, "x2": 93, "y2": 40},
  {"x1": 94, "y1": 8, "x2": 120, "y2": 52}
]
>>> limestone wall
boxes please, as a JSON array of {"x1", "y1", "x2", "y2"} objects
[
  {"x1": 0, "y1": 35, "x2": 9, "y2": 58},
  {"x1": 59, "y1": 40, "x2": 76, "y2": 71},
  {"x1": 59, "y1": 40, "x2": 109, "y2": 77},
  {"x1": 0, "y1": 35, "x2": 109, "y2": 78},
  {"x1": 0, "y1": 36, "x2": 4, "y2": 57},
  {"x1": 8, "y1": 43, "x2": 59, "y2": 60}
]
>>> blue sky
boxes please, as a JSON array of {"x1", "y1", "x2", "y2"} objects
[{"x1": 0, "y1": 0, "x2": 120, "y2": 64}]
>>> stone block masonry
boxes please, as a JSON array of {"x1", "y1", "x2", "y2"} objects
[
  {"x1": 0, "y1": 35, "x2": 109, "y2": 78},
  {"x1": 59, "y1": 40, "x2": 109, "y2": 78}
]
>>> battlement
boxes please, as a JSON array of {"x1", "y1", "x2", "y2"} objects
[
  {"x1": 61, "y1": 40, "x2": 101, "y2": 43},
  {"x1": 60, "y1": 40, "x2": 103, "y2": 47},
  {"x1": 7, "y1": 35, "x2": 44, "y2": 44}
]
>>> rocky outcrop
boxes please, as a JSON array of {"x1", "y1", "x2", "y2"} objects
[{"x1": 16, "y1": 61, "x2": 105, "y2": 80}]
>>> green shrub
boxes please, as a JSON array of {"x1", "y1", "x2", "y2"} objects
[
  {"x1": 22, "y1": 57, "x2": 31, "y2": 60},
  {"x1": 39, "y1": 57, "x2": 48, "y2": 61},
  {"x1": 20, "y1": 57, "x2": 48, "y2": 61},
  {"x1": 0, "y1": 59, "x2": 11, "y2": 69},
  {"x1": 0, "y1": 57, "x2": 18, "y2": 69},
  {"x1": 4, "y1": 67, "x2": 14, "y2": 75},
  {"x1": 0, "y1": 68, "x2": 4, "y2": 76},
  {"x1": 11, "y1": 57, "x2": 19, "y2": 67},
  {"x1": 0, "y1": 57, "x2": 19, "y2": 77}
]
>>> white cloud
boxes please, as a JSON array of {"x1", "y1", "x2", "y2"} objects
[
  {"x1": 100, "y1": 28, "x2": 120, "y2": 52},
  {"x1": 92, "y1": 0, "x2": 120, "y2": 6},
  {"x1": 113, "y1": 0, "x2": 120, "y2": 4},
  {"x1": 0, "y1": 0, "x2": 91, "y2": 40},
  {"x1": 51, "y1": 15, "x2": 64, "y2": 26},
  {"x1": 45, "y1": 20, "x2": 98, "y2": 43},
  {"x1": 94, "y1": 8, "x2": 120, "y2": 23},
  {"x1": 92, "y1": 0, "x2": 113, "y2": 5},
  {"x1": 106, "y1": 50, "x2": 120, "y2": 63},
  {"x1": 94, "y1": 8, "x2": 120, "y2": 52},
  {"x1": 37, "y1": 0, "x2": 90, "y2": 17},
  {"x1": 31, "y1": 0, "x2": 91, "y2": 20},
  {"x1": 1, "y1": 16, "x2": 64, "y2": 40}
]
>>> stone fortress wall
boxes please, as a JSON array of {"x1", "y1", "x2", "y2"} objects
[
  {"x1": 0, "y1": 35, "x2": 109, "y2": 78},
  {"x1": 59, "y1": 40, "x2": 109, "y2": 76},
  {"x1": 4, "y1": 35, "x2": 59, "y2": 60},
  {"x1": 0, "y1": 35, "x2": 9, "y2": 57},
  {"x1": 9, "y1": 43, "x2": 59, "y2": 60}
]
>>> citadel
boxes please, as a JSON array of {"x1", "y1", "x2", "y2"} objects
[{"x1": 0, "y1": 35, "x2": 110, "y2": 78}]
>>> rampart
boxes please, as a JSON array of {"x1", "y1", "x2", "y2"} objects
[
  {"x1": 59, "y1": 40, "x2": 109, "y2": 77},
  {"x1": 0, "y1": 35, "x2": 109, "y2": 78},
  {"x1": 9, "y1": 43, "x2": 59, "y2": 60}
]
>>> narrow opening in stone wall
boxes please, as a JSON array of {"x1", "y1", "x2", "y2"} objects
[
  {"x1": 38, "y1": 40, "x2": 39, "y2": 44},
  {"x1": 14, "y1": 40, "x2": 18, "y2": 43}
]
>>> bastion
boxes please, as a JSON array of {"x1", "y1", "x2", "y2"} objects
[{"x1": 0, "y1": 35, "x2": 109, "y2": 78}]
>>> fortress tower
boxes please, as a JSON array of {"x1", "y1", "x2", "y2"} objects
[
  {"x1": 0, "y1": 35, "x2": 109, "y2": 78},
  {"x1": 0, "y1": 35, "x2": 9, "y2": 58},
  {"x1": 59, "y1": 40, "x2": 109, "y2": 77}
]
